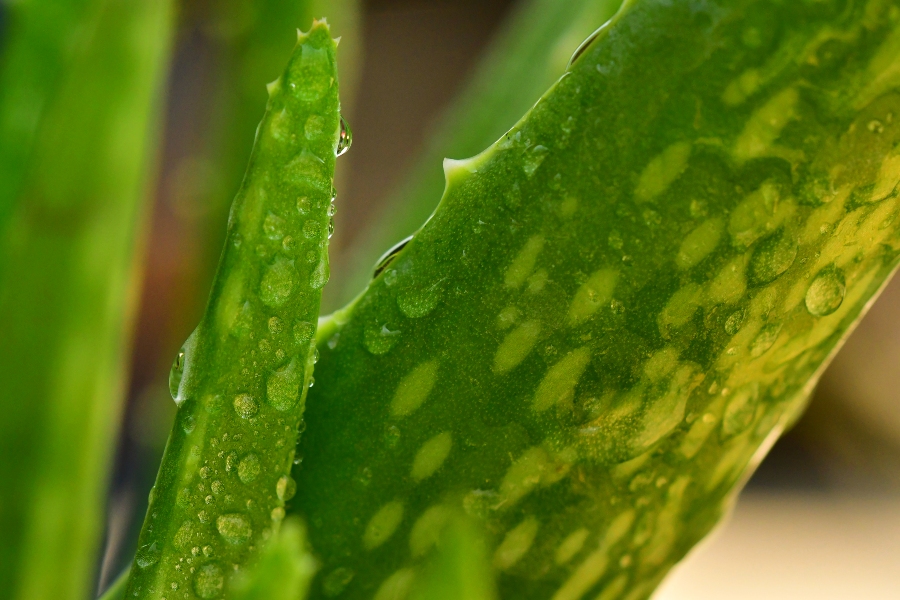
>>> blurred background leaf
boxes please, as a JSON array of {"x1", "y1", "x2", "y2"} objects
[{"x1": 0, "y1": 1, "x2": 174, "y2": 599}]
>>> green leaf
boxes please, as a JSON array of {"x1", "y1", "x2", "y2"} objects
[
  {"x1": 293, "y1": 1, "x2": 900, "y2": 598},
  {"x1": 124, "y1": 21, "x2": 342, "y2": 600},
  {"x1": 178, "y1": 0, "x2": 360, "y2": 328},
  {"x1": 229, "y1": 517, "x2": 318, "y2": 600},
  {"x1": 328, "y1": 0, "x2": 623, "y2": 309},
  {"x1": 0, "y1": 1, "x2": 174, "y2": 597}
]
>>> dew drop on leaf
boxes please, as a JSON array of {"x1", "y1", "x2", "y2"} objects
[
  {"x1": 259, "y1": 259, "x2": 297, "y2": 307},
  {"x1": 135, "y1": 542, "x2": 160, "y2": 568},
  {"x1": 238, "y1": 454, "x2": 260, "y2": 484},
  {"x1": 337, "y1": 115, "x2": 353, "y2": 156},
  {"x1": 276, "y1": 475, "x2": 297, "y2": 501},
  {"x1": 193, "y1": 563, "x2": 224, "y2": 599},
  {"x1": 216, "y1": 513, "x2": 252, "y2": 545},
  {"x1": 168, "y1": 350, "x2": 185, "y2": 402},
  {"x1": 233, "y1": 394, "x2": 258, "y2": 419},
  {"x1": 805, "y1": 268, "x2": 845, "y2": 316},
  {"x1": 267, "y1": 360, "x2": 301, "y2": 411},
  {"x1": 748, "y1": 231, "x2": 798, "y2": 285}
]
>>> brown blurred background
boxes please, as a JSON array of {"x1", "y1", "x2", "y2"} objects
[{"x1": 102, "y1": 0, "x2": 900, "y2": 596}]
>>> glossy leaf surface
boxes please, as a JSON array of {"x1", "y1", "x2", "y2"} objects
[
  {"x1": 125, "y1": 22, "x2": 341, "y2": 599},
  {"x1": 330, "y1": 0, "x2": 623, "y2": 308},
  {"x1": 294, "y1": 1, "x2": 900, "y2": 599}
]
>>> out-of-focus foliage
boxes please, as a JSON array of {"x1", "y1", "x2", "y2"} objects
[
  {"x1": 0, "y1": 0, "x2": 174, "y2": 598},
  {"x1": 230, "y1": 518, "x2": 318, "y2": 600}
]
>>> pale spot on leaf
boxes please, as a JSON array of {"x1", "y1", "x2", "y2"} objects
[{"x1": 391, "y1": 360, "x2": 439, "y2": 418}]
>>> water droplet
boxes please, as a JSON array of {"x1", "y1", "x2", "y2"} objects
[
  {"x1": 328, "y1": 199, "x2": 337, "y2": 216},
  {"x1": 364, "y1": 324, "x2": 401, "y2": 355},
  {"x1": 267, "y1": 360, "x2": 301, "y2": 411},
  {"x1": 805, "y1": 268, "x2": 845, "y2": 316},
  {"x1": 303, "y1": 220, "x2": 322, "y2": 239},
  {"x1": 233, "y1": 394, "x2": 258, "y2": 419},
  {"x1": 136, "y1": 542, "x2": 160, "y2": 568},
  {"x1": 312, "y1": 348, "x2": 319, "y2": 364},
  {"x1": 211, "y1": 480, "x2": 225, "y2": 494},
  {"x1": 397, "y1": 280, "x2": 443, "y2": 318},
  {"x1": 308, "y1": 377, "x2": 315, "y2": 388},
  {"x1": 259, "y1": 259, "x2": 297, "y2": 307},
  {"x1": 748, "y1": 231, "x2": 798, "y2": 286},
  {"x1": 238, "y1": 454, "x2": 260, "y2": 484},
  {"x1": 750, "y1": 323, "x2": 782, "y2": 357},
  {"x1": 568, "y1": 24, "x2": 605, "y2": 68},
  {"x1": 310, "y1": 255, "x2": 330, "y2": 289},
  {"x1": 202, "y1": 545, "x2": 213, "y2": 557},
  {"x1": 868, "y1": 119, "x2": 885, "y2": 133},
  {"x1": 282, "y1": 235, "x2": 296, "y2": 253},
  {"x1": 373, "y1": 236, "x2": 413, "y2": 279},
  {"x1": 724, "y1": 309, "x2": 745, "y2": 335},
  {"x1": 225, "y1": 452, "x2": 237, "y2": 472},
  {"x1": 193, "y1": 563, "x2": 224, "y2": 599},
  {"x1": 294, "y1": 321, "x2": 315, "y2": 344},
  {"x1": 523, "y1": 145, "x2": 548, "y2": 177},
  {"x1": 263, "y1": 212, "x2": 285, "y2": 240},
  {"x1": 297, "y1": 196, "x2": 310, "y2": 214},
  {"x1": 276, "y1": 475, "x2": 297, "y2": 501},
  {"x1": 268, "y1": 316, "x2": 283, "y2": 335},
  {"x1": 216, "y1": 513, "x2": 252, "y2": 545},
  {"x1": 168, "y1": 350, "x2": 185, "y2": 402},
  {"x1": 182, "y1": 415, "x2": 196, "y2": 434},
  {"x1": 271, "y1": 507, "x2": 286, "y2": 521},
  {"x1": 328, "y1": 217, "x2": 335, "y2": 239},
  {"x1": 198, "y1": 510, "x2": 210, "y2": 523},
  {"x1": 199, "y1": 466, "x2": 210, "y2": 479},
  {"x1": 336, "y1": 116, "x2": 353, "y2": 156}
]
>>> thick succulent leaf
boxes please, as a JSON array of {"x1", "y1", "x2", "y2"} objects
[
  {"x1": 229, "y1": 517, "x2": 318, "y2": 600},
  {"x1": 178, "y1": 0, "x2": 360, "y2": 326},
  {"x1": 329, "y1": 0, "x2": 623, "y2": 309},
  {"x1": 124, "y1": 22, "x2": 341, "y2": 600},
  {"x1": 293, "y1": 1, "x2": 900, "y2": 599},
  {"x1": 0, "y1": 1, "x2": 174, "y2": 597}
]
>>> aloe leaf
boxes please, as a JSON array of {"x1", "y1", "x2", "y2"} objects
[
  {"x1": 0, "y1": 0, "x2": 174, "y2": 597},
  {"x1": 179, "y1": 0, "x2": 360, "y2": 323},
  {"x1": 293, "y1": 1, "x2": 900, "y2": 598},
  {"x1": 230, "y1": 517, "x2": 318, "y2": 600},
  {"x1": 328, "y1": 0, "x2": 622, "y2": 309},
  {"x1": 124, "y1": 21, "x2": 341, "y2": 600}
]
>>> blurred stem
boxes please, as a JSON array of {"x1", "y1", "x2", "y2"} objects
[
  {"x1": 326, "y1": 0, "x2": 623, "y2": 310},
  {"x1": 0, "y1": 0, "x2": 175, "y2": 598}
]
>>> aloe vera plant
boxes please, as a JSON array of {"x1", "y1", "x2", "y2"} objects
[
  {"x1": 289, "y1": 0, "x2": 900, "y2": 598},
  {"x1": 123, "y1": 21, "x2": 342, "y2": 599}
]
